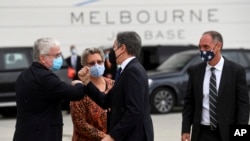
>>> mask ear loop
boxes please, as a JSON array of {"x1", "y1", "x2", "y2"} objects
[
  {"x1": 211, "y1": 43, "x2": 219, "y2": 55},
  {"x1": 115, "y1": 44, "x2": 125, "y2": 59}
]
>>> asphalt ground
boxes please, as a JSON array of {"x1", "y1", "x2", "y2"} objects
[
  {"x1": 0, "y1": 108, "x2": 183, "y2": 141},
  {"x1": 1, "y1": 108, "x2": 250, "y2": 141}
]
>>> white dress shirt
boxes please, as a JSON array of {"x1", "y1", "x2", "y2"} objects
[
  {"x1": 71, "y1": 54, "x2": 77, "y2": 69},
  {"x1": 119, "y1": 56, "x2": 136, "y2": 73},
  {"x1": 201, "y1": 56, "x2": 224, "y2": 125}
]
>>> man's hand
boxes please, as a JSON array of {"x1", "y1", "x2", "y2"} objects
[
  {"x1": 71, "y1": 80, "x2": 83, "y2": 86},
  {"x1": 181, "y1": 133, "x2": 190, "y2": 141},
  {"x1": 78, "y1": 66, "x2": 90, "y2": 85},
  {"x1": 101, "y1": 134, "x2": 114, "y2": 141}
]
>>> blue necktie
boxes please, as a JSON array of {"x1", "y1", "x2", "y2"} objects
[{"x1": 115, "y1": 68, "x2": 122, "y2": 81}]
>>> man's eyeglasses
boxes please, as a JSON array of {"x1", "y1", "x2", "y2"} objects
[
  {"x1": 44, "y1": 53, "x2": 62, "y2": 58},
  {"x1": 87, "y1": 60, "x2": 103, "y2": 66}
]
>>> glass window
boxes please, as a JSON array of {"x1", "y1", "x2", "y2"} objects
[
  {"x1": 157, "y1": 51, "x2": 198, "y2": 71},
  {"x1": 4, "y1": 53, "x2": 29, "y2": 70},
  {"x1": 242, "y1": 51, "x2": 250, "y2": 68},
  {"x1": 222, "y1": 51, "x2": 248, "y2": 68}
]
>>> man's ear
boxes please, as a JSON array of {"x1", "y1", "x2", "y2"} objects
[
  {"x1": 39, "y1": 55, "x2": 46, "y2": 64},
  {"x1": 120, "y1": 44, "x2": 127, "y2": 52},
  {"x1": 217, "y1": 42, "x2": 222, "y2": 51}
]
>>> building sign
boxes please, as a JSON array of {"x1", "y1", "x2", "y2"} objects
[{"x1": 0, "y1": 0, "x2": 249, "y2": 55}]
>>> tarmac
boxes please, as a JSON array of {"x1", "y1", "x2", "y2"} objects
[
  {"x1": 0, "y1": 109, "x2": 183, "y2": 141},
  {"x1": 2, "y1": 108, "x2": 249, "y2": 141}
]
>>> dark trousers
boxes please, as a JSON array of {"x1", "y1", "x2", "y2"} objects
[{"x1": 198, "y1": 125, "x2": 222, "y2": 141}]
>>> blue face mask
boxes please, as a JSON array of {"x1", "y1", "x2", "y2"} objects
[
  {"x1": 90, "y1": 64, "x2": 105, "y2": 77},
  {"x1": 51, "y1": 56, "x2": 63, "y2": 71}
]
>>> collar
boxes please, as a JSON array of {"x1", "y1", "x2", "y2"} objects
[
  {"x1": 120, "y1": 56, "x2": 136, "y2": 71},
  {"x1": 206, "y1": 56, "x2": 224, "y2": 71}
]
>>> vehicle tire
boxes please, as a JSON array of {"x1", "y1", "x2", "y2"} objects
[{"x1": 150, "y1": 87, "x2": 175, "y2": 114}]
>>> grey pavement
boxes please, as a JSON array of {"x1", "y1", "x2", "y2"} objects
[
  {"x1": 1, "y1": 109, "x2": 250, "y2": 141},
  {"x1": 62, "y1": 111, "x2": 182, "y2": 141},
  {"x1": 0, "y1": 110, "x2": 183, "y2": 141}
]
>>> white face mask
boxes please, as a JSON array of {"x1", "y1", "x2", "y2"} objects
[
  {"x1": 71, "y1": 49, "x2": 76, "y2": 55},
  {"x1": 89, "y1": 64, "x2": 105, "y2": 77}
]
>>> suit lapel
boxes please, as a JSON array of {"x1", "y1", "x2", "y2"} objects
[
  {"x1": 120, "y1": 58, "x2": 137, "y2": 76},
  {"x1": 198, "y1": 63, "x2": 206, "y2": 101},
  {"x1": 218, "y1": 60, "x2": 228, "y2": 97},
  {"x1": 114, "y1": 58, "x2": 137, "y2": 84}
]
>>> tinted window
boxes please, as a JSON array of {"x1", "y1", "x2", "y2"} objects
[
  {"x1": 140, "y1": 45, "x2": 198, "y2": 70},
  {"x1": 3, "y1": 53, "x2": 29, "y2": 70},
  {"x1": 242, "y1": 51, "x2": 250, "y2": 68},
  {"x1": 157, "y1": 51, "x2": 197, "y2": 71},
  {"x1": 0, "y1": 49, "x2": 31, "y2": 71},
  {"x1": 222, "y1": 51, "x2": 248, "y2": 68}
]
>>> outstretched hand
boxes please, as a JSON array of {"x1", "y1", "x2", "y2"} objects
[{"x1": 78, "y1": 66, "x2": 91, "y2": 85}]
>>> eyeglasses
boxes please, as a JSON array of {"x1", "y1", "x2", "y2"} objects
[
  {"x1": 44, "y1": 53, "x2": 62, "y2": 58},
  {"x1": 87, "y1": 60, "x2": 103, "y2": 66}
]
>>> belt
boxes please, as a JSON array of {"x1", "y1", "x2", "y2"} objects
[{"x1": 200, "y1": 124, "x2": 218, "y2": 131}]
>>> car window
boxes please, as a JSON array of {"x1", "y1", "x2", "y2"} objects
[
  {"x1": 157, "y1": 51, "x2": 197, "y2": 71},
  {"x1": 242, "y1": 51, "x2": 250, "y2": 68},
  {"x1": 2, "y1": 52, "x2": 29, "y2": 70},
  {"x1": 222, "y1": 51, "x2": 249, "y2": 68}
]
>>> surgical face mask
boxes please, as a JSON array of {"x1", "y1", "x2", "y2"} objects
[
  {"x1": 90, "y1": 64, "x2": 105, "y2": 77},
  {"x1": 71, "y1": 49, "x2": 76, "y2": 55},
  {"x1": 51, "y1": 56, "x2": 63, "y2": 71},
  {"x1": 104, "y1": 53, "x2": 109, "y2": 59}
]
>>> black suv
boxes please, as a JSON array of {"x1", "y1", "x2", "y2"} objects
[
  {"x1": 0, "y1": 47, "x2": 71, "y2": 117},
  {"x1": 148, "y1": 49, "x2": 250, "y2": 114},
  {"x1": 139, "y1": 45, "x2": 197, "y2": 70}
]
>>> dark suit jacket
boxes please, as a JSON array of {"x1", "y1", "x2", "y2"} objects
[
  {"x1": 85, "y1": 58, "x2": 154, "y2": 141},
  {"x1": 65, "y1": 55, "x2": 82, "y2": 80},
  {"x1": 13, "y1": 62, "x2": 85, "y2": 141},
  {"x1": 182, "y1": 58, "x2": 249, "y2": 141}
]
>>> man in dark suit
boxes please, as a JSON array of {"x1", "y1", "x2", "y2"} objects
[
  {"x1": 181, "y1": 31, "x2": 249, "y2": 141},
  {"x1": 13, "y1": 38, "x2": 86, "y2": 141},
  {"x1": 75, "y1": 31, "x2": 154, "y2": 141},
  {"x1": 65, "y1": 45, "x2": 82, "y2": 80}
]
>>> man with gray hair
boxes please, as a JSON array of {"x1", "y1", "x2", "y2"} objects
[{"x1": 13, "y1": 37, "x2": 86, "y2": 141}]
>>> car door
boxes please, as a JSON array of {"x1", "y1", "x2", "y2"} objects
[
  {"x1": 222, "y1": 50, "x2": 250, "y2": 102},
  {"x1": 0, "y1": 48, "x2": 33, "y2": 108}
]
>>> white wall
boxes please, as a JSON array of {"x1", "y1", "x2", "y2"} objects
[{"x1": 0, "y1": 0, "x2": 249, "y2": 57}]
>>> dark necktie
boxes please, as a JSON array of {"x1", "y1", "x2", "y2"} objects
[
  {"x1": 115, "y1": 67, "x2": 122, "y2": 81},
  {"x1": 209, "y1": 67, "x2": 218, "y2": 129}
]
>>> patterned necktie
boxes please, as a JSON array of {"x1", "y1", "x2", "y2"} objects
[
  {"x1": 209, "y1": 67, "x2": 218, "y2": 129},
  {"x1": 115, "y1": 67, "x2": 122, "y2": 81}
]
